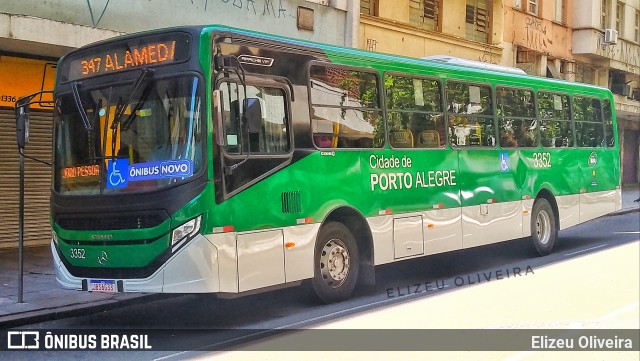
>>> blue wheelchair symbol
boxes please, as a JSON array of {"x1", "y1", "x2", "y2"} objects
[
  {"x1": 500, "y1": 153, "x2": 509, "y2": 172},
  {"x1": 107, "y1": 159, "x2": 129, "y2": 188}
]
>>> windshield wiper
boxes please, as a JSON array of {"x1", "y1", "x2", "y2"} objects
[
  {"x1": 111, "y1": 68, "x2": 154, "y2": 131},
  {"x1": 71, "y1": 81, "x2": 92, "y2": 130}
]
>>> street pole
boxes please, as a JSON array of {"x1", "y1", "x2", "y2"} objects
[{"x1": 18, "y1": 149, "x2": 25, "y2": 303}]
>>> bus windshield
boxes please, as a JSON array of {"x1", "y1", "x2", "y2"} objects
[{"x1": 53, "y1": 75, "x2": 203, "y2": 195}]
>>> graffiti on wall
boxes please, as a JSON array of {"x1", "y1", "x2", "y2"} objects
[
  {"x1": 598, "y1": 40, "x2": 640, "y2": 68},
  {"x1": 87, "y1": 0, "x2": 110, "y2": 27},
  {"x1": 524, "y1": 16, "x2": 552, "y2": 52},
  {"x1": 86, "y1": 0, "x2": 293, "y2": 28},
  {"x1": 477, "y1": 44, "x2": 498, "y2": 64},
  {"x1": 366, "y1": 38, "x2": 378, "y2": 52},
  {"x1": 214, "y1": 0, "x2": 289, "y2": 18}
]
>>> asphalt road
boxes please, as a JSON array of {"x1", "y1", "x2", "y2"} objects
[{"x1": 6, "y1": 212, "x2": 640, "y2": 360}]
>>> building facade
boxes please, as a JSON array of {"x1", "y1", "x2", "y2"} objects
[
  {"x1": 360, "y1": 0, "x2": 639, "y2": 185},
  {"x1": 0, "y1": 0, "x2": 354, "y2": 249},
  {"x1": 571, "y1": 0, "x2": 640, "y2": 185},
  {"x1": 359, "y1": 0, "x2": 504, "y2": 64}
]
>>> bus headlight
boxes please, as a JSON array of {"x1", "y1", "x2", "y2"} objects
[{"x1": 171, "y1": 216, "x2": 202, "y2": 252}]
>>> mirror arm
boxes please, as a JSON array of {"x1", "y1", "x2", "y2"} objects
[{"x1": 18, "y1": 148, "x2": 52, "y2": 167}]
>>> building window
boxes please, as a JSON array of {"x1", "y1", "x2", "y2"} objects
[
  {"x1": 553, "y1": 0, "x2": 564, "y2": 23},
  {"x1": 601, "y1": 0, "x2": 611, "y2": 29},
  {"x1": 610, "y1": 70, "x2": 627, "y2": 95},
  {"x1": 528, "y1": 0, "x2": 539, "y2": 16},
  {"x1": 360, "y1": 0, "x2": 378, "y2": 16},
  {"x1": 616, "y1": 1, "x2": 625, "y2": 36},
  {"x1": 633, "y1": 10, "x2": 640, "y2": 43},
  {"x1": 465, "y1": 0, "x2": 491, "y2": 43},
  {"x1": 409, "y1": 0, "x2": 440, "y2": 31}
]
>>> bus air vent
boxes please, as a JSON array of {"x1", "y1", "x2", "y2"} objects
[{"x1": 281, "y1": 191, "x2": 302, "y2": 214}]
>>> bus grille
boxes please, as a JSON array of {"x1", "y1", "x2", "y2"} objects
[
  {"x1": 281, "y1": 191, "x2": 302, "y2": 214},
  {"x1": 55, "y1": 211, "x2": 169, "y2": 230}
]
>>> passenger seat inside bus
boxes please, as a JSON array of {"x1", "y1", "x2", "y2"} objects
[{"x1": 389, "y1": 129, "x2": 414, "y2": 148}]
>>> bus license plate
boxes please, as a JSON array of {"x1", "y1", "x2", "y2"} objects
[{"x1": 89, "y1": 279, "x2": 116, "y2": 293}]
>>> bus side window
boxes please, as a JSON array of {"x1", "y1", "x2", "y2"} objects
[
  {"x1": 603, "y1": 99, "x2": 615, "y2": 147},
  {"x1": 219, "y1": 82, "x2": 290, "y2": 154},
  {"x1": 574, "y1": 96, "x2": 604, "y2": 148},
  {"x1": 384, "y1": 74, "x2": 445, "y2": 148},
  {"x1": 539, "y1": 92, "x2": 572, "y2": 148},
  {"x1": 309, "y1": 63, "x2": 383, "y2": 149},
  {"x1": 446, "y1": 81, "x2": 493, "y2": 148},
  {"x1": 497, "y1": 86, "x2": 536, "y2": 148}
]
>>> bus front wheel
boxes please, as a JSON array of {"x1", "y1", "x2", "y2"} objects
[
  {"x1": 531, "y1": 198, "x2": 557, "y2": 256},
  {"x1": 312, "y1": 222, "x2": 359, "y2": 303}
]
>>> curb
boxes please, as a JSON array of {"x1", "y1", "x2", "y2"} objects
[
  {"x1": 608, "y1": 207, "x2": 640, "y2": 216},
  {"x1": 0, "y1": 293, "x2": 177, "y2": 329}
]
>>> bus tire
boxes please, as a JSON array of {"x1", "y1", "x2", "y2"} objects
[
  {"x1": 531, "y1": 198, "x2": 557, "y2": 256},
  {"x1": 312, "y1": 222, "x2": 359, "y2": 303}
]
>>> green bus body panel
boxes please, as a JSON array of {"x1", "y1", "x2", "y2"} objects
[
  {"x1": 53, "y1": 187, "x2": 212, "y2": 268},
  {"x1": 209, "y1": 148, "x2": 620, "y2": 233}
]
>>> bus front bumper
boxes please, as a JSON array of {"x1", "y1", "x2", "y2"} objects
[{"x1": 51, "y1": 234, "x2": 220, "y2": 293}]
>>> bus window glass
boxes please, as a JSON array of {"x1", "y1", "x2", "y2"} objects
[
  {"x1": 385, "y1": 74, "x2": 445, "y2": 148},
  {"x1": 541, "y1": 120, "x2": 573, "y2": 148},
  {"x1": 220, "y1": 81, "x2": 290, "y2": 154},
  {"x1": 538, "y1": 92, "x2": 572, "y2": 148},
  {"x1": 446, "y1": 82, "x2": 494, "y2": 147},
  {"x1": 575, "y1": 121, "x2": 604, "y2": 147},
  {"x1": 309, "y1": 65, "x2": 383, "y2": 148},
  {"x1": 538, "y1": 92, "x2": 569, "y2": 120},
  {"x1": 54, "y1": 76, "x2": 204, "y2": 195},
  {"x1": 573, "y1": 96, "x2": 604, "y2": 147},
  {"x1": 497, "y1": 87, "x2": 537, "y2": 148},
  {"x1": 573, "y1": 96, "x2": 602, "y2": 122},
  {"x1": 603, "y1": 99, "x2": 614, "y2": 147}
]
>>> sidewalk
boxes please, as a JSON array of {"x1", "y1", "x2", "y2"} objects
[
  {"x1": 0, "y1": 245, "x2": 160, "y2": 329},
  {"x1": 1, "y1": 185, "x2": 638, "y2": 329}
]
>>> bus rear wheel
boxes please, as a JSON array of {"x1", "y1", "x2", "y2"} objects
[
  {"x1": 312, "y1": 222, "x2": 359, "y2": 303},
  {"x1": 531, "y1": 198, "x2": 557, "y2": 256}
]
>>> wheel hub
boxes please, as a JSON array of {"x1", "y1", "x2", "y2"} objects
[
  {"x1": 320, "y1": 239, "x2": 350, "y2": 288},
  {"x1": 536, "y1": 210, "x2": 551, "y2": 245}
]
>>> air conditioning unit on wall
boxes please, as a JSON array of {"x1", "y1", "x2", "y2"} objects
[{"x1": 604, "y1": 29, "x2": 618, "y2": 44}]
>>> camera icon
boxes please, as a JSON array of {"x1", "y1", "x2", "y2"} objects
[{"x1": 7, "y1": 331, "x2": 39, "y2": 349}]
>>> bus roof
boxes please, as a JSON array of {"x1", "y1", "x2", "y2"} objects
[{"x1": 203, "y1": 24, "x2": 609, "y2": 95}]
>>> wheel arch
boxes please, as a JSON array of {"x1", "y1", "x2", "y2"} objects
[
  {"x1": 535, "y1": 188, "x2": 559, "y2": 231},
  {"x1": 322, "y1": 206, "x2": 375, "y2": 286}
]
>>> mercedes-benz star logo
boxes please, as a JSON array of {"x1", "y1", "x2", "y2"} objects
[{"x1": 97, "y1": 251, "x2": 109, "y2": 265}]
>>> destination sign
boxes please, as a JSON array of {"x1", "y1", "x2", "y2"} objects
[
  {"x1": 63, "y1": 165, "x2": 100, "y2": 179},
  {"x1": 61, "y1": 32, "x2": 191, "y2": 82}
]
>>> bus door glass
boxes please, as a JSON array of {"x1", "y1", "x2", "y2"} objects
[{"x1": 216, "y1": 79, "x2": 291, "y2": 196}]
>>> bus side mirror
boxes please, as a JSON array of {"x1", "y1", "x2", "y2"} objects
[
  {"x1": 16, "y1": 104, "x2": 30, "y2": 149},
  {"x1": 243, "y1": 98, "x2": 262, "y2": 134}
]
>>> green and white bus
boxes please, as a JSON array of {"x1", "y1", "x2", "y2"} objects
[{"x1": 16, "y1": 25, "x2": 621, "y2": 302}]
